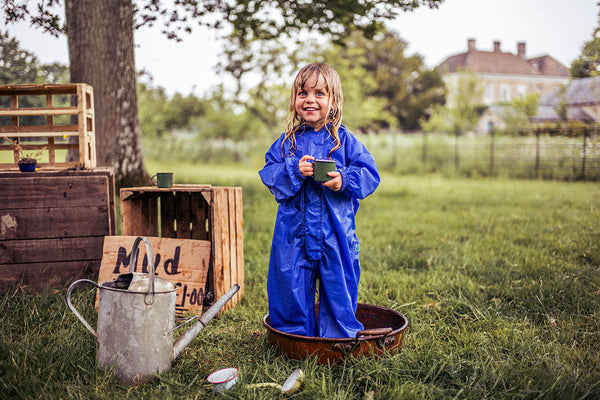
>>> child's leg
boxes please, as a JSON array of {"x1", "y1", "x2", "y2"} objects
[
  {"x1": 267, "y1": 258, "x2": 319, "y2": 336},
  {"x1": 317, "y1": 248, "x2": 364, "y2": 338}
]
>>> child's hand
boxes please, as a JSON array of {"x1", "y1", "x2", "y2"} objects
[
  {"x1": 299, "y1": 155, "x2": 315, "y2": 177},
  {"x1": 322, "y1": 171, "x2": 342, "y2": 192}
]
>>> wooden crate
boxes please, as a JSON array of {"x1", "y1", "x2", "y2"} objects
[
  {"x1": 119, "y1": 185, "x2": 244, "y2": 310},
  {"x1": 0, "y1": 168, "x2": 116, "y2": 291},
  {"x1": 0, "y1": 83, "x2": 96, "y2": 170}
]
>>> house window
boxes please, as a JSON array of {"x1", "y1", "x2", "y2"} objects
[
  {"x1": 500, "y1": 84, "x2": 510, "y2": 102},
  {"x1": 517, "y1": 84, "x2": 527, "y2": 98},
  {"x1": 484, "y1": 83, "x2": 495, "y2": 105}
]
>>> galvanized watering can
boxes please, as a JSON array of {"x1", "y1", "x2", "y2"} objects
[{"x1": 66, "y1": 236, "x2": 240, "y2": 384}]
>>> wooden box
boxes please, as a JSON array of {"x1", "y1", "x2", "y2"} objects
[
  {"x1": 0, "y1": 168, "x2": 116, "y2": 291},
  {"x1": 0, "y1": 83, "x2": 96, "y2": 170},
  {"x1": 119, "y1": 185, "x2": 243, "y2": 310}
]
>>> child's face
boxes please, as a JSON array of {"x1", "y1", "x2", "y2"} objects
[{"x1": 295, "y1": 73, "x2": 331, "y2": 131}]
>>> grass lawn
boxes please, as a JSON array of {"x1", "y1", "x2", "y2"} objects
[{"x1": 1, "y1": 163, "x2": 599, "y2": 399}]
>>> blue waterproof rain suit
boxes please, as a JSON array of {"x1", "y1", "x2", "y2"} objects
[{"x1": 259, "y1": 124, "x2": 380, "y2": 338}]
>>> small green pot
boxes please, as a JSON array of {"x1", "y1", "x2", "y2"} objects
[
  {"x1": 151, "y1": 172, "x2": 173, "y2": 188},
  {"x1": 313, "y1": 159, "x2": 336, "y2": 182}
]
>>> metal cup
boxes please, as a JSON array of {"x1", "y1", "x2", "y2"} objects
[
  {"x1": 313, "y1": 159, "x2": 336, "y2": 182},
  {"x1": 151, "y1": 172, "x2": 173, "y2": 188}
]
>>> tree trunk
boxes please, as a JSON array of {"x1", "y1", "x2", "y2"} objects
[{"x1": 65, "y1": 0, "x2": 147, "y2": 188}]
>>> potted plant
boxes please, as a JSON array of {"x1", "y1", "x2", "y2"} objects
[{"x1": 3, "y1": 137, "x2": 46, "y2": 172}]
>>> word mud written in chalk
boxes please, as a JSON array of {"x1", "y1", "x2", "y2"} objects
[{"x1": 112, "y1": 246, "x2": 181, "y2": 275}]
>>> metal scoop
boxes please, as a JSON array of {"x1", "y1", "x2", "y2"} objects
[
  {"x1": 280, "y1": 369, "x2": 304, "y2": 393},
  {"x1": 247, "y1": 369, "x2": 304, "y2": 394}
]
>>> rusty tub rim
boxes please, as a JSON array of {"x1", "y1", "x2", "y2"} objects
[{"x1": 263, "y1": 302, "x2": 408, "y2": 342}]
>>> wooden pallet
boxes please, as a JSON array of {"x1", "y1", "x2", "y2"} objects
[
  {"x1": 119, "y1": 185, "x2": 244, "y2": 311},
  {"x1": 0, "y1": 83, "x2": 96, "y2": 170}
]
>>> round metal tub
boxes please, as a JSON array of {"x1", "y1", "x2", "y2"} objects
[{"x1": 263, "y1": 303, "x2": 408, "y2": 364}]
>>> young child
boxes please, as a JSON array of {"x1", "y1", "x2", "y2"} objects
[{"x1": 259, "y1": 63, "x2": 380, "y2": 338}]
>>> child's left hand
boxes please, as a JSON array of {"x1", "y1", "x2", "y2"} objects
[{"x1": 322, "y1": 171, "x2": 342, "y2": 192}]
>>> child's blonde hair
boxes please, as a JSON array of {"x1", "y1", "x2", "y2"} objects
[{"x1": 282, "y1": 63, "x2": 343, "y2": 158}]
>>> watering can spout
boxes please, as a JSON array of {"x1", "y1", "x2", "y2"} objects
[{"x1": 173, "y1": 284, "x2": 240, "y2": 359}]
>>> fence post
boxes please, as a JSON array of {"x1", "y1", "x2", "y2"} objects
[
  {"x1": 454, "y1": 128, "x2": 460, "y2": 170},
  {"x1": 581, "y1": 127, "x2": 588, "y2": 180},
  {"x1": 421, "y1": 130, "x2": 428, "y2": 167},
  {"x1": 535, "y1": 128, "x2": 541, "y2": 179},
  {"x1": 391, "y1": 132, "x2": 397, "y2": 169},
  {"x1": 489, "y1": 127, "x2": 495, "y2": 175}
]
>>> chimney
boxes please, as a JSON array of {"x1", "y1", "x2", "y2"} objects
[
  {"x1": 517, "y1": 42, "x2": 526, "y2": 58},
  {"x1": 467, "y1": 38, "x2": 476, "y2": 52},
  {"x1": 493, "y1": 41, "x2": 501, "y2": 52}
]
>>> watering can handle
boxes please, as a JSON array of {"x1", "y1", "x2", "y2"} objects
[
  {"x1": 128, "y1": 236, "x2": 156, "y2": 304},
  {"x1": 66, "y1": 279, "x2": 100, "y2": 338}
]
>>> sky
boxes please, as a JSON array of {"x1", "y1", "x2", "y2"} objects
[{"x1": 4, "y1": 0, "x2": 599, "y2": 96}]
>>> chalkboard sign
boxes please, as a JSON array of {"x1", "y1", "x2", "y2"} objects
[{"x1": 98, "y1": 236, "x2": 211, "y2": 314}]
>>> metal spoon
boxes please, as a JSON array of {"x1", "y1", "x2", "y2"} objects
[{"x1": 247, "y1": 369, "x2": 304, "y2": 394}]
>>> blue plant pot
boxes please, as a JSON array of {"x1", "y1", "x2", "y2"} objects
[{"x1": 18, "y1": 161, "x2": 37, "y2": 172}]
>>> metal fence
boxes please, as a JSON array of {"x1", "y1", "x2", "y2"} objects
[
  {"x1": 143, "y1": 127, "x2": 600, "y2": 181},
  {"x1": 362, "y1": 126, "x2": 600, "y2": 181}
]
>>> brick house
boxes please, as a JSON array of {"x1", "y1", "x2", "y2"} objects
[{"x1": 437, "y1": 38, "x2": 569, "y2": 108}]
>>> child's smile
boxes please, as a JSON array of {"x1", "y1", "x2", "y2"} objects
[{"x1": 295, "y1": 74, "x2": 331, "y2": 130}]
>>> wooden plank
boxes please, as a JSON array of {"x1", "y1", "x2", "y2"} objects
[
  {"x1": 82, "y1": 85, "x2": 96, "y2": 168},
  {"x1": 0, "y1": 176, "x2": 110, "y2": 209},
  {"x1": 119, "y1": 186, "x2": 212, "y2": 200},
  {"x1": 190, "y1": 193, "x2": 208, "y2": 240},
  {"x1": 106, "y1": 171, "x2": 116, "y2": 235},
  {"x1": 234, "y1": 187, "x2": 244, "y2": 301},
  {"x1": 99, "y1": 236, "x2": 211, "y2": 314},
  {"x1": 131, "y1": 198, "x2": 148, "y2": 236},
  {"x1": 0, "y1": 169, "x2": 112, "y2": 178},
  {"x1": 224, "y1": 189, "x2": 234, "y2": 303},
  {"x1": 208, "y1": 188, "x2": 220, "y2": 303},
  {"x1": 206, "y1": 189, "x2": 217, "y2": 299},
  {"x1": 46, "y1": 92, "x2": 55, "y2": 165},
  {"x1": 120, "y1": 196, "x2": 134, "y2": 236},
  {"x1": 0, "y1": 206, "x2": 110, "y2": 240},
  {"x1": 0, "y1": 107, "x2": 79, "y2": 116},
  {"x1": 212, "y1": 188, "x2": 231, "y2": 307},
  {"x1": 175, "y1": 192, "x2": 191, "y2": 239},
  {"x1": 0, "y1": 125, "x2": 79, "y2": 134},
  {"x1": 160, "y1": 193, "x2": 176, "y2": 238},
  {"x1": 0, "y1": 83, "x2": 81, "y2": 96},
  {"x1": 10, "y1": 94, "x2": 18, "y2": 126},
  {"x1": 47, "y1": 137, "x2": 55, "y2": 165},
  {"x1": 77, "y1": 84, "x2": 87, "y2": 166},
  {"x1": 0, "y1": 142, "x2": 78, "y2": 151},
  {"x1": 0, "y1": 260, "x2": 100, "y2": 291},
  {"x1": 0, "y1": 161, "x2": 80, "y2": 170},
  {"x1": 0, "y1": 236, "x2": 105, "y2": 264},
  {"x1": 147, "y1": 196, "x2": 159, "y2": 237}
]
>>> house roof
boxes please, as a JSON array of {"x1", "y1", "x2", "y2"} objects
[
  {"x1": 540, "y1": 76, "x2": 600, "y2": 106},
  {"x1": 530, "y1": 105, "x2": 593, "y2": 122},
  {"x1": 437, "y1": 39, "x2": 569, "y2": 77}
]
